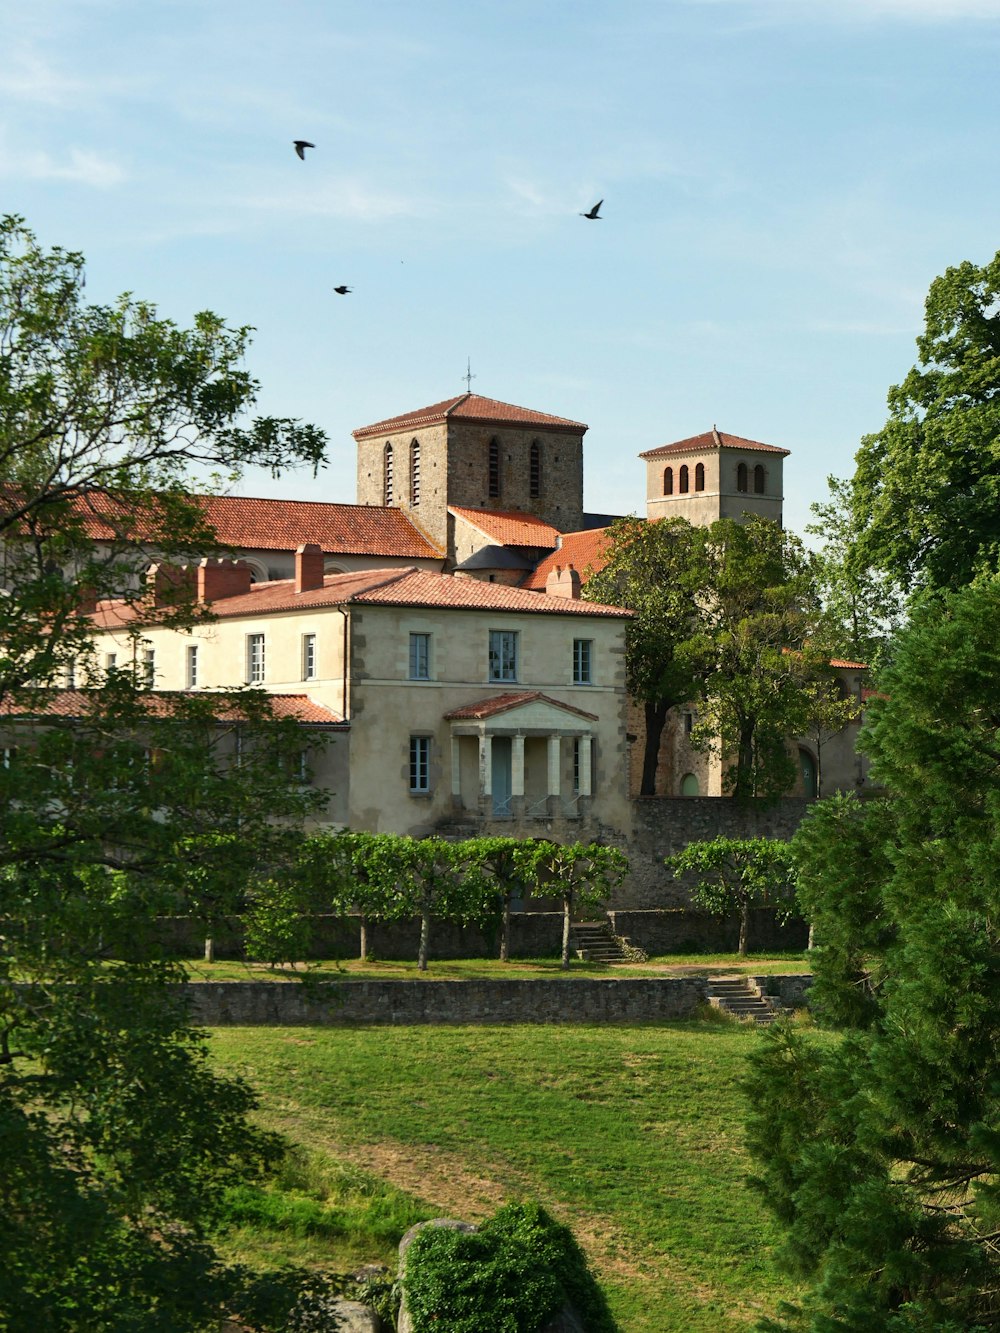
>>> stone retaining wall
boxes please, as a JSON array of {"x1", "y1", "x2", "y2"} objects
[{"x1": 186, "y1": 977, "x2": 710, "y2": 1026}]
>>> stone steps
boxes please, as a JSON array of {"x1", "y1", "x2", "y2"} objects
[
  {"x1": 705, "y1": 977, "x2": 786, "y2": 1025},
  {"x1": 570, "y1": 921, "x2": 631, "y2": 965}
]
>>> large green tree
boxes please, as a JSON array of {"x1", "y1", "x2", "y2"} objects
[
  {"x1": 693, "y1": 517, "x2": 826, "y2": 802},
  {"x1": 0, "y1": 218, "x2": 331, "y2": 1328},
  {"x1": 584, "y1": 515, "x2": 709, "y2": 795},
  {"x1": 744, "y1": 577, "x2": 1000, "y2": 1331},
  {"x1": 851, "y1": 249, "x2": 1000, "y2": 593}
]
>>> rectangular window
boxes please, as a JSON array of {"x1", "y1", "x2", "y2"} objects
[
  {"x1": 247, "y1": 633, "x2": 265, "y2": 684},
  {"x1": 64, "y1": 660, "x2": 76, "y2": 690},
  {"x1": 573, "y1": 638, "x2": 593, "y2": 685},
  {"x1": 105, "y1": 652, "x2": 117, "y2": 672},
  {"x1": 186, "y1": 644, "x2": 198, "y2": 689},
  {"x1": 409, "y1": 632, "x2": 430, "y2": 680},
  {"x1": 142, "y1": 647, "x2": 155, "y2": 688},
  {"x1": 409, "y1": 736, "x2": 431, "y2": 792},
  {"x1": 302, "y1": 633, "x2": 317, "y2": 681},
  {"x1": 488, "y1": 629, "x2": 518, "y2": 683}
]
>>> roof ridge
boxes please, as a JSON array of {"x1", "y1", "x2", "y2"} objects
[{"x1": 444, "y1": 393, "x2": 470, "y2": 417}]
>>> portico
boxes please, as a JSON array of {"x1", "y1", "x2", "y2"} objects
[{"x1": 445, "y1": 692, "x2": 598, "y2": 820}]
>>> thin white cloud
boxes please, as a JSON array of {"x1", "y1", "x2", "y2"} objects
[
  {"x1": 0, "y1": 48, "x2": 137, "y2": 108},
  {"x1": 239, "y1": 179, "x2": 432, "y2": 224},
  {"x1": 0, "y1": 143, "x2": 125, "y2": 187},
  {"x1": 681, "y1": 0, "x2": 1000, "y2": 18}
]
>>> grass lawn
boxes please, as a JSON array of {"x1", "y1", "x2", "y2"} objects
[
  {"x1": 187, "y1": 951, "x2": 811, "y2": 983},
  {"x1": 209, "y1": 1019, "x2": 814, "y2": 1332}
]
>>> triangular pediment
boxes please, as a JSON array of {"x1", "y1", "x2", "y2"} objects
[{"x1": 444, "y1": 691, "x2": 597, "y2": 731}]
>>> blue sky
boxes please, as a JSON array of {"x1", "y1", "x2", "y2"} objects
[{"x1": 3, "y1": 0, "x2": 1000, "y2": 536}]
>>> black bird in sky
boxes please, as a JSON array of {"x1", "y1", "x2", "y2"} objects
[
  {"x1": 580, "y1": 199, "x2": 603, "y2": 220},
  {"x1": 293, "y1": 140, "x2": 315, "y2": 160},
  {"x1": 333, "y1": 285, "x2": 352, "y2": 295}
]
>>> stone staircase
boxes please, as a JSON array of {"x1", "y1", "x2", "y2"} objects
[
  {"x1": 570, "y1": 920, "x2": 632, "y2": 964},
  {"x1": 705, "y1": 976, "x2": 786, "y2": 1025}
]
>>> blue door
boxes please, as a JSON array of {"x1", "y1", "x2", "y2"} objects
[{"x1": 491, "y1": 737, "x2": 512, "y2": 816}]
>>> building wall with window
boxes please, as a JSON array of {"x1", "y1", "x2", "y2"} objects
[{"x1": 642, "y1": 436, "x2": 787, "y2": 528}]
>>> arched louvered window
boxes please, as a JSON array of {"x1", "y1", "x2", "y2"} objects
[
  {"x1": 679, "y1": 464, "x2": 689, "y2": 494},
  {"x1": 529, "y1": 440, "x2": 541, "y2": 499},
  {"x1": 410, "y1": 439, "x2": 421, "y2": 506},
  {"x1": 488, "y1": 437, "x2": 501, "y2": 499},
  {"x1": 384, "y1": 443, "x2": 394, "y2": 505},
  {"x1": 737, "y1": 462, "x2": 748, "y2": 493},
  {"x1": 695, "y1": 462, "x2": 705, "y2": 491},
  {"x1": 753, "y1": 464, "x2": 766, "y2": 495},
  {"x1": 663, "y1": 467, "x2": 673, "y2": 496}
]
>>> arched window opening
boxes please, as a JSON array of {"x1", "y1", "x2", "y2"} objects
[
  {"x1": 754, "y1": 463, "x2": 766, "y2": 494},
  {"x1": 680, "y1": 772, "x2": 700, "y2": 797},
  {"x1": 410, "y1": 439, "x2": 421, "y2": 506},
  {"x1": 695, "y1": 462, "x2": 705, "y2": 492},
  {"x1": 529, "y1": 440, "x2": 542, "y2": 498},
  {"x1": 799, "y1": 748, "x2": 818, "y2": 799},
  {"x1": 663, "y1": 467, "x2": 673, "y2": 496},
  {"x1": 383, "y1": 443, "x2": 394, "y2": 505},
  {"x1": 488, "y1": 437, "x2": 501, "y2": 499},
  {"x1": 679, "y1": 464, "x2": 689, "y2": 494},
  {"x1": 737, "y1": 462, "x2": 748, "y2": 493}
]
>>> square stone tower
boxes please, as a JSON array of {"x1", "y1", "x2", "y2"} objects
[
  {"x1": 354, "y1": 393, "x2": 586, "y2": 558},
  {"x1": 640, "y1": 427, "x2": 789, "y2": 528}
]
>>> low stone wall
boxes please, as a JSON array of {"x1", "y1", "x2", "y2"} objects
[
  {"x1": 753, "y1": 972, "x2": 813, "y2": 1008},
  {"x1": 185, "y1": 976, "x2": 710, "y2": 1026},
  {"x1": 153, "y1": 907, "x2": 808, "y2": 961}
]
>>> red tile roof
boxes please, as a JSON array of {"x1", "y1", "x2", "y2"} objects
[
  {"x1": 640, "y1": 429, "x2": 790, "y2": 459},
  {"x1": 444, "y1": 691, "x2": 598, "y2": 722},
  {"x1": 76, "y1": 492, "x2": 443, "y2": 560},
  {"x1": 0, "y1": 689, "x2": 345, "y2": 725},
  {"x1": 829, "y1": 659, "x2": 868, "y2": 670},
  {"x1": 353, "y1": 394, "x2": 587, "y2": 439},
  {"x1": 449, "y1": 506, "x2": 560, "y2": 548},
  {"x1": 522, "y1": 527, "x2": 614, "y2": 591},
  {"x1": 92, "y1": 567, "x2": 631, "y2": 627}
]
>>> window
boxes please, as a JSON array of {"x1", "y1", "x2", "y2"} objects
[
  {"x1": 142, "y1": 647, "x2": 155, "y2": 688},
  {"x1": 384, "y1": 443, "x2": 394, "y2": 505},
  {"x1": 302, "y1": 633, "x2": 317, "y2": 681},
  {"x1": 529, "y1": 441, "x2": 541, "y2": 498},
  {"x1": 488, "y1": 629, "x2": 518, "y2": 682},
  {"x1": 186, "y1": 644, "x2": 198, "y2": 689},
  {"x1": 247, "y1": 633, "x2": 265, "y2": 684},
  {"x1": 488, "y1": 437, "x2": 501, "y2": 499},
  {"x1": 663, "y1": 467, "x2": 673, "y2": 496},
  {"x1": 695, "y1": 462, "x2": 705, "y2": 491},
  {"x1": 409, "y1": 632, "x2": 430, "y2": 680},
  {"x1": 409, "y1": 736, "x2": 431, "y2": 792},
  {"x1": 684, "y1": 710, "x2": 694, "y2": 736},
  {"x1": 2, "y1": 747, "x2": 17, "y2": 769},
  {"x1": 64, "y1": 660, "x2": 76, "y2": 689},
  {"x1": 410, "y1": 439, "x2": 421, "y2": 505},
  {"x1": 754, "y1": 463, "x2": 766, "y2": 494},
  {"x1": 737, "y1": 462, "x2": 748, "y2": 493},
  {"x1": 573, "y1": 638, "x2": 593, "y2": 684},
  {"x1": 680, "y1": 772, "x2": 700, "y2": 796},
  {"x1": 105, "y1": 652, "x2": 117, "y2": 672},
  {"x1": 679, "y1": 465, "x2": 689, "y2": 494}
]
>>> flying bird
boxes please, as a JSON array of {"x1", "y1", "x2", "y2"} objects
[
  {"x1": 580, "y1": 199, "x2": 603, "y2": 220},
  {"x1": 332, "y1": 285, "x2": 352, "y2": 295},
  {"x1": 293, "y1": 140, "x2": 315, "y2": 160}
]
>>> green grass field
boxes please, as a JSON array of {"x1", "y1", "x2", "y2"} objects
[{"x1": 209, "y1": 1019, "x2": 811, "y2": 1332}]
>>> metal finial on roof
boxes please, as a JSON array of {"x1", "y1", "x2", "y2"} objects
[
  {"x1": 463, "y1": 358, "x2": 476, "y2": 393},
  {"x1": 712, "y1": 424, "x2": 723, "y2": 448}
]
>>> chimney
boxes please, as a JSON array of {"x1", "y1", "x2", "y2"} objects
[
  {"x1": 295, "y1": 542, "x2": 325, "y2": 593},
  {"x1": 545, "y1": 564, "x2": 582, "y2": 600},
  {"x1": 197, "y1": 559, "x2": 253, "y2": 603},
  {"x1": 145, "y1": 562, "x2": 196, "y2": 609}
]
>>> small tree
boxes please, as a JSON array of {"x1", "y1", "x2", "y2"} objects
[
  {"x1": 529, "y1": 841, "x2": 629, "y2": 969},
  {"x1": 464, "y1": 836, "x2": 541, "y2": 962},
  {"x1": 666, "y1": 836, "x2": 796, "y2": 956},
  {"x1": 297, "y1": 829, "x2": 401, "y2": 962}
]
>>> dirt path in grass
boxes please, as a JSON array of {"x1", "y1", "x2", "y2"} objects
[{"x1": 276, "y1": 1118, "x2": 714, "y2": 1302}]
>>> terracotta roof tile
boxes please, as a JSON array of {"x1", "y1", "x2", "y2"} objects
[
  {"x1": 0, "y1": 689, "x2": 345, "y2": 725},
  {"x1": 639, "y1": 429, "x2": 790, "y2": 459},
  {"x1": 75, "y1": 492, "x2": 443, "y2": 560},
  {"x1": 353, "y1": 393, "x2": 587, "y2": 439},
  {"x1": 829, "y1": 658, "x2": 868, "y2": 670},
  {"x1": 91, "y1": 566, "x2": 632, "y2": 626},
  {"x1": 522, "y1": 528, "x2": 613, "y2": 591},
  {"x1": 449, "y1": 506, "x2": 560, "y2": 548},
  {"x1": 444, "y1": 691, "x2": 598, "y2": 722}
]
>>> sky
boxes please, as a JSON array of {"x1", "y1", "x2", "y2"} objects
[{"x1": 3, "y1": 0, "x2": 1000, "y2": 538}]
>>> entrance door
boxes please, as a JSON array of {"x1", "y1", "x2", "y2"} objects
[{"x1": 491, "y1": 737, "x2": 512, "y2": 816}]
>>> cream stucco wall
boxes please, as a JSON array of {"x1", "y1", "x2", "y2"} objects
[{"x1": 645, "y1": 446, "x2": 784, "y2": 527}]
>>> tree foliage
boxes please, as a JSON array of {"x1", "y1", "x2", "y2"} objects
[
  {"x1": 527, "y1": 841, "x2": 629, "y2": 968},
  {"x1": 745, "y1": 577, "x2": 1000, "y2": 1331},
  {"x1": 0, "y1": 219, "x2": 330, "y2": 1327},
  {"x1": 666, "y1": 836, "x2": 795, "y2": 956},
  {"x1": 850, "y1": 249, "x2": 1000, "y2": 593}
]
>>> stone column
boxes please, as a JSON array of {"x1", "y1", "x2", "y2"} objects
[
  {"x1": 511, "y1": 733, "x2": 525, "y2": 819},
  {"x1": 547, "y1": 734, "x2": 561, "y2": 816},
  {"x1": 578, "y1": 733, "x2": 592, "y2": 796},
  {"x1": 450, "y1": 735, "x2": 462, "y2": 809},
  {"x1": 478, "y1": 734, "x2": 492, "y2": 816}
]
